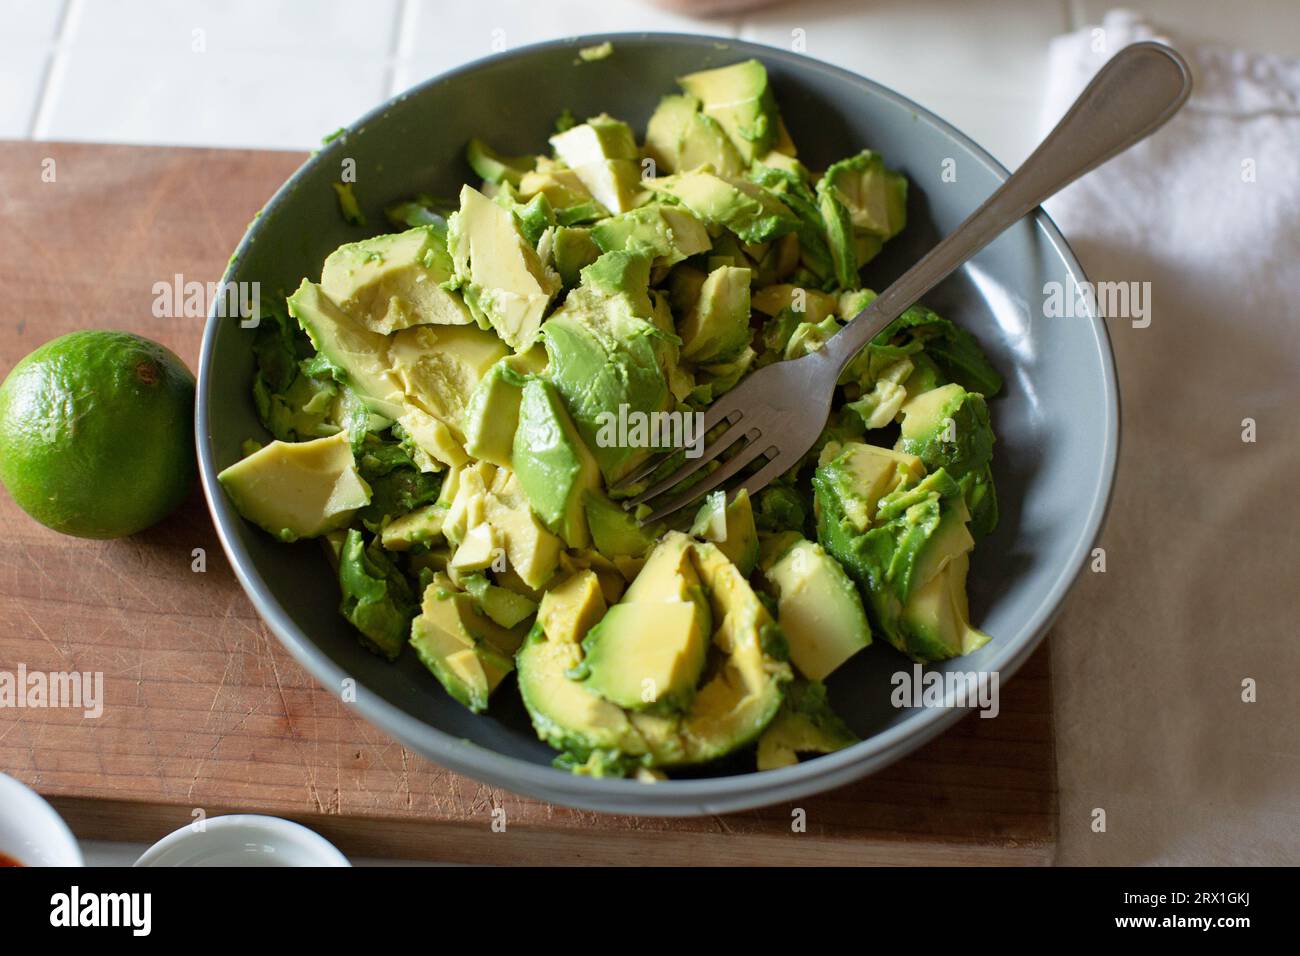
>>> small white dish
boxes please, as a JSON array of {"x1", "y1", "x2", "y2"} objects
[
  {"x1": 0, "y1": 772, "x2": 84, "y2": 867},
  {"x1": 134, "y1": 814, "x2": 350, "y2": 867}
]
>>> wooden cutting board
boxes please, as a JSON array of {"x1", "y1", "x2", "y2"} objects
[{"x1": 0, "y1": 142, "x2": 1055, "y2": 865}]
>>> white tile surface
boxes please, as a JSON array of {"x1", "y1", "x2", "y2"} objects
[
  {"x1": 0, "y1": 0, "x2": 67, "y2": 40},
  {"x1": 0, "y1": 49, "x2": 53, "y2": 137}
]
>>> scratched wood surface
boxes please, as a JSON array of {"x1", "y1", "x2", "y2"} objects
[{"x1": 0, "y1": 142, "x2": 1056, "y2": 865}]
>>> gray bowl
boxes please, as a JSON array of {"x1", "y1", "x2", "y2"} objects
[{"x1": 197, "y1": 33, "x2": 1117, "y2": 815}]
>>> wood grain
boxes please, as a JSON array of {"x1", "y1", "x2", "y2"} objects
[{"x1": 0, "y1": 142, "x2": 1056, "y2": 865}]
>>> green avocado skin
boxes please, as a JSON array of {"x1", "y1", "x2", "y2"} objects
[{"x1": 512, "y1": 378, "x2": 589, "y2": 546}]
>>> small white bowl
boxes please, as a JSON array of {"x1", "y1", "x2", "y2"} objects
[
  {"x1": 0, "y1": 773, "x2": 84, "y2": 867},
  {"x1": 134, "y1": 814, "x2": 350, "y2": 867}
]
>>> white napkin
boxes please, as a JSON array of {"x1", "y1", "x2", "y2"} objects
[{"x1": 1040, "y1": 10, "x2": 1300, "y2": 865}]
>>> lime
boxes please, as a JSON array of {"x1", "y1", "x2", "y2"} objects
[{"x1": 0, "y1": 330, "x2": 197, "y2": 538}]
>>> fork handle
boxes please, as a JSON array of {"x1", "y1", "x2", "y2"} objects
[{"x1": 823, "y1": 40, "x2": 1192, "y2": 376}]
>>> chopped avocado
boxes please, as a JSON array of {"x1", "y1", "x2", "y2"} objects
[
  {"x1": 818, "y1": 186, "x2": 861, "y2": 290},
  {"x1": 751, "y1": 284, "x2": 839, "y2": 323},
  {"x1": 218, "y1": 431, "x2": 370, "y2": 542},
  {"x1": 465, "y1": 137, "x2": 535, "y2": 186},
  {"x1": 815, "y1": 441, "x2": 925, "y2": 533},
  {"x1": 538, "y1": 569, "x2": 607, "y2": 644},
  {"x1": 551, "y1": 226, "x2": 601, "y2": 287},
  {"x1": 462, "y1": 572, "x2": 538, "y2": 628},
  {"x1": 584, "y1": 493, "x2": 658, "y2": 558},
  {"x1": 677, "y1": 59, "x2": 779, "y2": 163},
  {"x1": 518, "y1": 165, "x2": 595, "y2": 212},
  {"x1": 409, "y1": 575, "x2": 517, "y2": 713},
  {"x1": 332, "y1": 181, "x2": 365, "y2": 226},
  {"x1": 380, "y1": 503, "x2": 446, "y2": 551},
  {"x1": 548, "y1": 114, "x2": 643, "y2": 214},
  {"x1": 590, "y1": 204, "x2": 711, "y2": 269},
  {"x1": 679, "y1": 264, "x2": 752, "y2": 363},
  {"x1": 460, "y1": 353, "x2": 532, "y2": 467},
  {"x1": 690, "y1": 488, "x2": 759, "y2": 576},
  {"x1": 895, "y1": 382, "x2": 998, "y2": 537},
  {"x1": 756, "y1": 679, "x2": 858, "y2": 770},
  {"x1": 582, "y1": 534, "x2": 712, "y2": 712},
  {"x1": 338, "y1": 528, "x2": 416, "y2": 659},
  {"x1": 760, "y1": 537, "x2": 871, "y2": 680},
  {"x1": 649, "y1": 170, "x2": 797, "y2": 243},
  {"x1": 450, "y1": 521, "x2": 501, "y2": 572},
  {"x1": 818, "y1": 150, "x2": 907, "y2": 240},
  {"x1": 447, "y1": 184, "x2": 560, "y2": 350},
  {"x1": 578, "y1": 41, "x2": 614, "y2": 63},
  {"x1": 396, "y1": 406, "x2": 469, "y2": 469},
  {"x1": 483, "y1": 468, "x2": 562, "y2": 589},
  {"x1": 644, "y1": 93, "x2": 745, "y2": 178},
  {"x1": 900, "y1": 551, "x2": 990, "y2": 659},
  {"x1": 388, "y1": 323, "x2": 509, "y2": 436},
  {"x1": 352, "y1": 432, "x2": 443, "y2": 531},
  {"x1": 320, "y1": 226, "x2": 471, "y2": 333},
  {"x1": 541, "y1": 250, "x2": 672, "y2": 483},
  {"x1": 287, "y1": 279, "x2": 406, "y2": 420},
  {"x1": 513, "y1": 377, "x2": 602, "y2": 549}
]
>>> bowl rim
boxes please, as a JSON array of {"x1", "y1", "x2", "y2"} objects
[
  {"x1": 196, "y1": 31, "x2": 1118, "y2": 815},
  {"x1": 0, "y1": 772, "x2": 85, "y2": 866},
  {"x1": 134, "y1": 813, "x2": 350, "y2": 867}
]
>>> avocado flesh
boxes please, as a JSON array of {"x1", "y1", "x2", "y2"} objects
[
  {"x1": 410, "y1": 575, "x2": 517, "y2": 713},
  {"x1": 679, "y1": 264, "x2": 752, "y2": 364},
  {"x1": 538, "y1": 569, "x2": 607, "y2": 644},
  {"x1": 690, "y1": 488, "x2": 759, "y2": 576},
  {"x1": 548, "y1": 115, "x2": 643, "y2": 214},
  {"x1": 813, "y1": 443, "x2": 989, "y2": 662},
  {"x1": 287, "y1": 279, "x2": 406, "y2": 420},
  {"x1": 756, "y1": 679, "x2": 858, "y2": 771},
  {"x1": 581, "y1": 534, "x2": 712, "y2": 712},
  {"x1": 761, "y1": 538, "x2": 871, "y2": 681},
  {"x1": 590, "y1": 204, "x2": 711, "y2": 269},
  {"x1": 512, "y1": 378, "x2": 602, "y2": 549},
  {"x1": 644, "y1": 93, "x2": 745, "y2": 178},
  {"x1": 218, "y1": 431, "x2": 370, "y2": 542},
  {"x1": 388, "y1": 323, "x2": 508, "y2": 439},
  {"x1": 649, "y1": 170, "x2": 797, "y2": 244},
  {"x1": 677, "y1": 59, "x2": 780, "y2": 163},
  {"x1": 320, "y1": 225, "x2": 472, "y2": 333},
  {"x1": 448, "y1": 185, "x2": 559, "y2": 350},
  {"x1": 483, "y1": 468, "x2": 562, "y2": 590},
  {"x1": 584, "y1": 493, "x2": 657, "y2": 558},
  {"x1": 818, "y1": 150, "x2": 908, "y2": 240}
]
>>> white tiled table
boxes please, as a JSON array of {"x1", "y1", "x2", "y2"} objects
[{"x1": 4, "y1": 0, "x2": 1294, "y2": 866}]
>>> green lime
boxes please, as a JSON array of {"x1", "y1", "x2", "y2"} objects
[{"x1": 0, "y1": 330, "x2": 197, "y2": 538}]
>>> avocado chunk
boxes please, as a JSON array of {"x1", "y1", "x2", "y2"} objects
[
  {"x1": 582, "y1": 534, "x2": 712, "y2": 712},
  {"x1": 677, "y1": 60, "x2": 780, "y2": 163},
  {"x1": 551, "y1": 226, "x2": 601, "y2": 287},
  {"x1": 465, "y1": 137, "x2": 535, "y2": 186},
  {"x1": 548, "y1": 114, "x2": 643, "y2": 214},
  {"x1": 379, "y1": 502, "x2": 445, "y2": 551},
  {"x1": 483, "y1": 467, "x2": 562, "y2": 589},
  {"x1": 813, "y1": 445, "x2": 989, "y2": 662},
  {"x1": 460, "y1": 351, "x2": 541, "y2": 468},
  {"x1": 895, "y1": 382, "x2": 998, "y2": 537},
  {"x1": 218, "y1": 431, "x2": 370, "y2": 542},
  {"x1": 815, "y1": 441, "x2": 924, "y2": 533},
  {"x1": 288, "y1": 279, "x2": 406, "y2": 420},
  {"x1": 409, "y1": 574, "x2": 519, "y2": 713},
  {"x1": 650, "y1": 170, "x2": 798, "y2": 244},
  {"x1": 584, "y1": 493, "x2": 657, "y2": 558},
  {"x1": 388, "y1": 323, "x2": 509, "y2": 437},
  {"x1": 337, "y1": 528, "x2": 417, "y2": 660},
  {"x1": 462, "y1": 572, "x2": 538, "y2": 628},
  {"x1": 678, "y1": 264, "x2": 752, "y2": 363},
  {"x1": 320, "y1": 225, "x2": 472, "y2": 333},
  {"x1": 644, "y1": 93, "x2": 745, "y2": 178},
  {"x1": 513, "y1": 377, "x2": 602, "y2": 549},
  {"x1": 540, "y1": 250, "x2": 672, "y2": 483},
  {"x1": 590, "y1": 204, "x2": 711, "y2": 269},
  {"x1": 447, "y1": 184, "x2": 560, "y2": 350},
  {"x1": 756, "y1": 679, "x2": 858, "y2": 770},
  {"x1": 518, "y1": 164, "x2": 595, "y2": 211},
  {"x1": 538, "y1": 569, "x2": 607, "y2": 644},
  {"x1": 818, "y1": 150, "x2": 907, "y2": 240},
  {"x1": 760, "y1": 537, "x2": 871, "y2": 680},
  {"x1": 690, "y1": 488, "x2": 759, "y2": 576},
  {"x1": 396, "y1": 406, "x2": 469, "y2": 469}
]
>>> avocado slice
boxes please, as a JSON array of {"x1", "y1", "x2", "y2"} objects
[
  {"x1": 690, "y1": 488, "x2": 759, "y2": 576},
  {"x1": 483, "y1": 467, "x2": 562, "y2": 590},
  {"x1": 644, "y1": 93, "x2": 745, "y2": 178},
  {"x1": 320, "y1": 225, "x2": 472, "y2": 333},
  {"x1": 677, "y1": 59, "x2": 780, "y2": 163},
  {"x1": 679, "y1": 264, "x2": 752, "y2": 364},
  {"x1": 460, "y1": 350, "x2": 543, "y2": 468},
  {"x1": 287, "y1": 279, "x2": 407, "y2": 420},
  {"x1": 895, "y1": 382, "x2": 998, "y2": 537},
  {"x1": 462, "y1": 572, "x2": 538, "y2": 629},
  {"x1": 818, "y1": 150, "x2": 907, "y2": 240},
  {"x1": 584, "y1": 493, "x2": 658, "y2": 559},
  {"x1": 551, "y1": 226, "x2": 601, "y2": 287},
  {"x1": 537, "y1": 569, "x2": 607, "y2": 644},
  {"x1": 379, "y1": 503, "x2": 446, "y2": 551},
  {"x1": 756, "y1": 679, "x2": 858, "y2": 770},
  {"x1": 649, "y1": 170, "x2": 797, "y2": 244},
  {"x1": 218, "y1": 431, "x2": 370, "y2": 542},
  {"x1": 388, "y1": 323, "x2": 508, "y2": 438},
  {"x1": 581, "y1": 534, "x2": 712, "y2": 712},
  {"x1": 447, "y1": 184, "x2": 560, "y2": 350},
  {"x1": 465, "y1": 137, "x2": 535, "y2": 186},
  {"x1": 513, "y1": 377, "x2": 602, "y2": 549},
  {"x1": 590, "y1": 204, "x2": 711, "y2": 269},
  {"x1": 410, "y1": 574, "x2": 521, "y2": 713},
  {"x1": 760, "y1": 537, "x2": 871, "y2": 680},
  {"x1": 548, "y1": 114, "x2": 643, "y2": 214}
]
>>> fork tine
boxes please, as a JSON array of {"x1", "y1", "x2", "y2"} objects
[
  {"x1": 623, "y1": 418, "x2": 756, "y2": 507},
  {"x1": 638, "y1": 435, "x2": 776, "y2": 525},
  {"x1": 610, "y1": 407, "x2": 744, "y2": 493},
  {"x1": 736, "y1": 451, "x2": 796, "y2": 500}
]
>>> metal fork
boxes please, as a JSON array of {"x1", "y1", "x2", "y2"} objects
[{"x1": 618, "y1": 41, "x2": 1192, "y2": 523}]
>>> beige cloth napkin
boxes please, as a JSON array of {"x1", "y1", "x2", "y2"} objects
[{"x1": 1040, "y1": 11, "x2": 1300, "y2": 864}]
